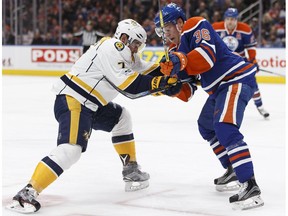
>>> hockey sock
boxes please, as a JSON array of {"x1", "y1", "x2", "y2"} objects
[
  {"x1": 253, "y1": 90, "x2": 263, "y2": 107},
  {"x1": 227, "y1": 140, "x2": 254, "y2": 183},
  {"x1": 112, "y1": 133, "x2": 136, "y2": 165},
  {"x1": 209, "y1": 136, "x2": 230, "y2": 168},
  {"x1": 29, "y1": 156, "x2": 63, "y2": 193}
]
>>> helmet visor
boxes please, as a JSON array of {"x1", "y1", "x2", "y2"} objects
[
  {"x1": 155, "y1": 27, "x2": 164, "y2": 37},
  {"x1": 129, "y1": 39, "x2": 146, "y2": 54}
]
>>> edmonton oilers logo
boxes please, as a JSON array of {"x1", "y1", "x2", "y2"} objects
[{"x1": 223, "y1": 36, "x2": 239, "y2": 52}]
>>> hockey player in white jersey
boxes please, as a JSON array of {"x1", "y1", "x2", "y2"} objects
[{"x1": 7, "y1": 19, "x2": 181, "y2": 214}]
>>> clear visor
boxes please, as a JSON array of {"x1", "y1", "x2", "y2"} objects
[
  {"x1": 129, "y1": 39, "x2": 146, "y2": 53},
  {"x1": 155, "y1": 27, "x2": 164, "y2": 37},
  {"x1": 155, "y1": 23, "x2": 174, "y2": 37}
]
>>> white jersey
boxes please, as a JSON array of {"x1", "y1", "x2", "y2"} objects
[{"x1": 52, "y1": 37, "x2": 158, "y2": 111}]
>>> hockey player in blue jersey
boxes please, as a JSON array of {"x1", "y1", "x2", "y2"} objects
[
  {"x1": 154, "y1": 3, "x2": 264, "y2": 210},
  {"x1": 212, "y1": 8, "x2": 269, "y2": 118}
]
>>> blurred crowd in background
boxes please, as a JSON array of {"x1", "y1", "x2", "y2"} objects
[{"x1": 3, "y1": 0, "x2": 286, "y2": 48}]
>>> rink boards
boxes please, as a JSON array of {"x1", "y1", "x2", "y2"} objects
[{"x1": 2, "y1": 46, "x2": 286, "y2": 84}]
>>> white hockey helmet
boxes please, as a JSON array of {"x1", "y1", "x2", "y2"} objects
[{"x1": 114, "y1": 19, "x2": 147, "y2": 52}]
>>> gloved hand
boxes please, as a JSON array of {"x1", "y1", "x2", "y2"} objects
[
  {"x1": 151, "y1": 76, "x2": 180, "y2": 96},
  {"x1": 160, "y1": 52, "x2": 188, "y2": 76},
  {"x1": 164, "y1": 81, "x2": 182, "y2": 97}
]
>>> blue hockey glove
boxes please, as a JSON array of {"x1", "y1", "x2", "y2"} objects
[
  {"x1": 160, "y1": 52, "x2": 187, "y2": 76},
  {"x1": 164, "y1": 81, "x2": 182, "y2": 97}
]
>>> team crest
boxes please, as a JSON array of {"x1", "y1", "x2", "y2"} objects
[
  {"x1": 223, "y1": 36, "x2": 239, "y2": 52},
  {"x1": 114, "y1": 42, "x2": 125, "y2": 51}
]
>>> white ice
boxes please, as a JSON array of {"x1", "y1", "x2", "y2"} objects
[{"x1": 2, "y1": 76, "x2": 286, "y2": 216}]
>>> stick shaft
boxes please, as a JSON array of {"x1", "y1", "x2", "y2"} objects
[
  {"x1": 259, "y1": 68, "x2": 285, "y2": 77},
  {"x1": 104, "y1": 76, "x2": 192, "y2": 99},
  {"x1": 158, "y1": 0, "x2": 169, "y2": 62}
]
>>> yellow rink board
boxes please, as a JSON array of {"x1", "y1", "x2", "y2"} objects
[{"x1": 2, "y1": 69, "x2": 286, "y2": 84}]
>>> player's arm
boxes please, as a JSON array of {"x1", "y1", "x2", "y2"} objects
[
  {"x1": 123, "y1": 73, "x2": 182, "y2": 97},
  {"x1": 181, "y1": 19, "x2": 217, "y2": 75},
  {"x1": 102, "y1": 55, "x2": 180, "y2": 97},
  {"x1": 240, "y1": 23, "x2": 257, "y2": 63},
  {"x1": 73, "y1": 31, "x2": 83, "y2": 37},
  {"x1": 101, "y1": 40, "x2": 180, "y2": 97}
]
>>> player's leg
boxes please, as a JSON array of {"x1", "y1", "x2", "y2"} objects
[
  {"x1": 198, "y1": 97, "x2": 238, "y2": 191},
  {"x1": 7, "y1": 95, "x2": 93, "y2": 213},
  {"x1": 214, "y1": 83, "x2": 264, "y2": 210},
  {"x1": 92, "y1": 102, "x2": 149, "y2": 191},
  {"x1": 253, "y1": 81, "x2": 269, "y2": 118}
]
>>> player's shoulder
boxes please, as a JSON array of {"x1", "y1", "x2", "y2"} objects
[
  {"x1": 182, "y1": 17, "x2": 207, "y2": 32},
  {"x1": 97, "y1": 38, "x2": 131, "y2": 60},
  {"x1": 101, "y1": 38, "x2": 128, "y2": 53},
  {"x1": 212, "y1": 21, "x2": 225, "y2": 30},
  {"x1": 236, "y1": 22, "x2": 252, "y2": 34}
]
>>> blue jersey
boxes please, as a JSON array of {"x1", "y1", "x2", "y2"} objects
[
  {"x1": 178, "y1": 17, "x2": 257, "y2": 95},
  {"x1": 212, "y1": 21, "x2": 257, "y2": 60}
]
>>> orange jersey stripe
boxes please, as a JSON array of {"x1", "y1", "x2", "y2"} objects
[
  {"x1": 212, "y1": 21, "x2": 225, "y2": 30},
  {"x1": 200, "y1": 44, "x2": 216, "y2": 62},
  {"x1": 223, "y1": 63, "x2": 254, "y2": 81},
  {"x1": 236, "y1": 22, "x2": 252, "y2": 34},
  {"x1": 230, "y1": 151, "x2": 250, "y2": 162},
  {"x1": 247, "y1": 49, "x2": 256, "y2": 61},
  {"x1": 182, "y1": 17, "x2": 205, "y2": 32},
  {"x1": 222, "y1": 84, "x2": 239, "y2": 123},
  {"x1": 186, "y1": 50, "x2": 211, "y2": 75},
  {"x1": 214, "y1": 145, "x2": 225, "y2": 154}
]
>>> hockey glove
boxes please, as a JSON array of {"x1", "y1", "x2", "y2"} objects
[
  {"x1": 164, "y1": 82, "x2": 183, "y2": 97},
  {"x1": 151, "y1": 76, "x2": 180, "y2": 96},
  {"x1": 160, "y1": 52, "x2": 188, "y2": 76}
]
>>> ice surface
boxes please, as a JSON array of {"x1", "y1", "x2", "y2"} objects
[{"x1": 2, "y1": 76, "x2": 286, "y2": 216}]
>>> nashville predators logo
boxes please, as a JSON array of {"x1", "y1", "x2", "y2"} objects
[{"x1": 114, "y1": 42, "x2": 125, "y2": 51}]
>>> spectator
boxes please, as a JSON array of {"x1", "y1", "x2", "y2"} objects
[
  {"x1": 31, "y1": 31, "x2": 44, "y2": 45},
  {"x1": 2, "y1": 0, "x2": 286, "y2": 47},
  {"x1": 211, "y1": 10, "x2": 222, "y2": 23},
  {"x1": 43, "y1": 32, "x2": 58, "y2": 45},
  {"x1": 3, "y1": 25, "x2": 15, "y2": 45}
]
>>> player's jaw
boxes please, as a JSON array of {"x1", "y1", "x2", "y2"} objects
[{"x1": 225, "y1": 18, "x2": 237, "y2": 30}]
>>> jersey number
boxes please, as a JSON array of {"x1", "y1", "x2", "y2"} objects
[
  {"x1": 193, "y1": 29, "x2": 211, "y2": 43},
  {"x1": 118, "y1": 62, "x2": 125, "y2": 68}
]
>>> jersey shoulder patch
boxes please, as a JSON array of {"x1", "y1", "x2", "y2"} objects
[{"x1": 114, "y1": 41, "x2": 125, "y2": 51}]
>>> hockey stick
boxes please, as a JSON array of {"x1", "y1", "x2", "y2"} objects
[
  {"x1": 103, "y1": 76, "x2": 192, "y2": 99},
  {"x1": 158, "y1": 0, "x2": 169, "y2": 62},
  {"x1": 259, "y1": 68, "x2": 285, "y2": 77}
]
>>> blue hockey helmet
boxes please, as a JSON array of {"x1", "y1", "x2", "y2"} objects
[
  {"x1": 224, "y1": 8, "x2": 239, "y2": 19},
  {"x1": 154, "y1": 3, "x2": 186, "y2": 28}
]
